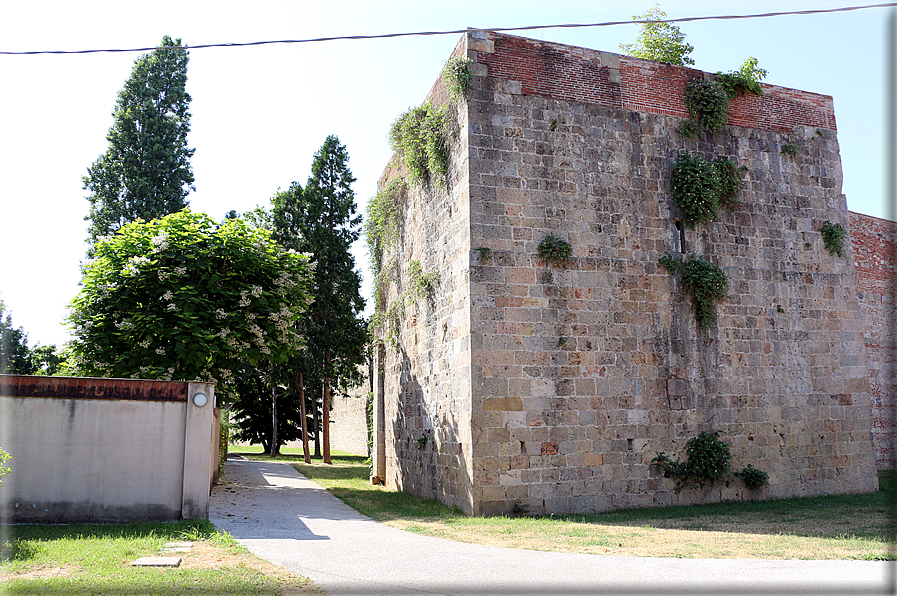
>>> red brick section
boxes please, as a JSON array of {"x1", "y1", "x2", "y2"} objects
[
  {"x1": 477, "y1": 32, "x2": 836, "y2": 132},
  {"x1": 849, "y1": 212, "x2": 897, "y2": 468},
  {"x1": 477, "y1": 34, "x2": 620, "y2": 109},
  {"x1": 0, "y1": 374, "x2": 188, "y2": 402}
]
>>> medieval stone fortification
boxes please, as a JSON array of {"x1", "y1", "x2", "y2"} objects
[{"x1": 364, "y1": 31, "x2": 882, "y2": 516}]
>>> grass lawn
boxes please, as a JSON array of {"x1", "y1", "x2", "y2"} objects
[
  {"x1": 229, "y1": 447, "x2": 897, "y2": 561},
  {"x1": 0, "y1": 518, "x2": 321, "y2": 595}
]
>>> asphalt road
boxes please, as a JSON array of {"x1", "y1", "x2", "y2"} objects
[{"x1": 209, "y1": 458, "x2": 894, "y2": 596}]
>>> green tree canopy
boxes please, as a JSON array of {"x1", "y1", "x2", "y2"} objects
[
  {"x1": 619, "y1": 4, "x2": 695, "y2": 66},
  {"x1": 66, "y1": 210, "x2": 313, "y2": 388},
  {"x1": 280, "y1": 136, "x2": 367, "y2": 394},
  {"x1": 1, "y1": 300, "x2": 34, "y2": 374},
  {"x1": 0, "y1": 299, "x2": 60, "y2": 375},
  {"x1": 272, "y1": 136, "x2": 368, "y2": 461},
  {"x1": 84, "y1": 35, "x2": 195, "y2": 249}
]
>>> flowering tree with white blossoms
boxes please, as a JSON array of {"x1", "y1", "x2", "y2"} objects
[{"x1": 67, "y1": 210, "x2": 313, "y2": 388}]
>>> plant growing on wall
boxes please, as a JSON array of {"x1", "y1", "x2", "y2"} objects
[
  {"x1": 538, "y1": 234, "x2": 573, "y2": 266},
  {"x1": 681, "y1": 79, "x2": 730, "y2": 137},
  {"x1": 780, "y1": 143, "x2": 800, "y2": 156},
  {"x1": 408, "y1": 259, "x2": 439, "y2": 301},
  {"x1": 713, "y1": 157, "x2": 746, "y2": 209},
  {"x1": 819, "y1": 220, "x2": 847, "y2": 257},
  {"x1": 0, "y1": 448, "x2": 10, "y2": 486},
  {"x1": 680, "y1": 58, "x2": 767, "y2": 138},
  {"x1": 365, "y1": 179, "x2": 407, "y2": 275},
  {"x1": 659, "y1": 253, "x2": 728, "y2": 328},
  {"x1": 442, "y1": 56, "x2": 473, "y2": 103},
  {"x1": 734, "y1": 464, "x2": 769, "y2": 490},
  {"x1": 473, "y1": 246, "x2": 492, "y2": 264},
  {"x1": 651, "y1": 430, "x2": 732, "y2": 491},
  {"x1": 715, "y1": 57, "x2": 768, "y2": 97},
  {"x1": 619, "y1": 4, "x2": 695, "y2": 66},
  {"x1": 670, "y1": 154, "x2": 745, "y2": 227},
  {"x1": 389, "y1": 103, "x2": 451, "y2": 187},
  {"x1": 670, "y1": 153, "x2": 719, "y2": 226}
]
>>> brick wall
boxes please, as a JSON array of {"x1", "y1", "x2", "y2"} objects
[
  {"x1": 849, "y1": 212, "x2": 897, "y2": 468},
  {"x1": 476, "y1": 33, "x2": 837, "y2": 132}
]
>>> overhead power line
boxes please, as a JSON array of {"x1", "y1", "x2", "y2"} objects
[{"x1": 1, "y1": 3, "x2": 895, "y2": 55}]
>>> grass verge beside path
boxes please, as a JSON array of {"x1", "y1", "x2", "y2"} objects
[
  {"x1": 234, "y1": 448, "x2": 896, "y2": 561},
  {"x1": 0, "y1": 518, "x2": 321, "y2": 595}
]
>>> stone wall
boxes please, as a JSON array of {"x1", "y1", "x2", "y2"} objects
[
  {"x1": 328, "y1": 365, "x2": 372, "y2": 456},
  {"x1": 372, "y1": 31, "x2": 879, "y2": 516},
  {"x1": 373, "y1": 37, "x2": 477, "y2": 513},
  {"x1": 850, "y1": 212, "x2": 897, "y2": 468}
]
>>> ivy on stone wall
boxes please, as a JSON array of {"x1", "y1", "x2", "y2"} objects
[
  {"x1": 680, "y1": 58, "x2": 767, "y2": 139},
  {"x1": 442, "y1": 56, "x2": 473, "y2": 103},
  {"x1": 389, "y1": 103, "x2": 451, "y2": 187},
  {"x1": 819, "y1": 220, "x2": 847, "y2": 257},
  {"x1": 659, "y1": 253, "x2": 729, "y2": 328},
  {"x1": 670, "y1": 153, "x2": 745, "y2": 228}
]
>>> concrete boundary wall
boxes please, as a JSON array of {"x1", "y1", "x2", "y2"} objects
[{"x1": 0, "y1": 375, "x2": 217, "y2": 523}]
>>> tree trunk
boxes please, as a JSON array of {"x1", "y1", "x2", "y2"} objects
[
  {"x1": 313, "y1": 396, "x2": 321, "y2": 458},
  {"x1": 323, "y1": 349, "x2": 331, "y2": 464},
  {"x1": 299, "y1": 372, "x2": 310, "y2": 464},
  {"x1": 271, "y1": 380, "x2": 279, "y2": 456}
]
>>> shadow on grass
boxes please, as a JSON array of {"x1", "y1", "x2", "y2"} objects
[
  {"x1": 1, "y1": 519, "x2": 219, "y2": 563},
  {"x1": 290, "y1": 455, "x2": 897, "y2": 544}
]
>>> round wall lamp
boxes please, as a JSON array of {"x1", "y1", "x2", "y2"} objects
[{"x1": 192, "y1": 392, "x2": 208, "y2": 407}]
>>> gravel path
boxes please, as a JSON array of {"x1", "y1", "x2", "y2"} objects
[{"x1": 209, "y1": 458, "x2": 893, "y2": 596}]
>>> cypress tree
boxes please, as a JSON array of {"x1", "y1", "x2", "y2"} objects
[{"x1": 83, "y1": 35, "x2": 194, "y2": 249}]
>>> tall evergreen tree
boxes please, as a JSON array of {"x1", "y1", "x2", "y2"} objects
[
  {"x1": 83, "y1": 35, "x2": 194, "y2": 249},
  {"x1": 273, "y1": 136, "x2": 368, "y2": 464}
]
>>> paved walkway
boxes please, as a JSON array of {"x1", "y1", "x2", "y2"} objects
[{"x1": 209, "y1": 458, "x2": 893, "y2": 596}]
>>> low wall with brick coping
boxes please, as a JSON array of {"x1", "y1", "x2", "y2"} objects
[{"x1": 0, "y1": 375, "x2": 218, "y2": 522}]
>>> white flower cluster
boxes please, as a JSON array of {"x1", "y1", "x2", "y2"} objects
[
  {"x1": 273, "y1": 272, "x2": 296, "y2": 289},
  {"x1": 214, "y1": 308, "x2": 227, "y2": 320},
  {"x1": 166, "y1": 303, "x2": 178, "y2": 312},
  {"x1": 151, "y1": 231, "x2": 170, "y2": 252},
  {"x1": 162, "y1": 290, "x2": 174, "y2": 301},
  {"x1": 249, "y1": 323, "x2": 266, "y2": 338},
  {"x1": 218, "y1": 327, "x2": 231, "y2": 338},
  {"x1": 114, "y1": 319, "x2": 134, "y2": 330},
  {"x1": 224, "y1": 334, "x2": 250, "y2": 352},
  {"x1": 99, "y1": 283, "x2": 118, "y2": 297},
  {"x1": 138, "y1": 338, "x2": 152, "y2": 348},
  {"x1": 174, "y1": 266, "x2": 187, "y2": 276},
  {"x1": 158, "y1": 270, "x2": 170, "y2": 281},
  {"x1": 155, "y1": 346, "x2": 166, "y2": 355},
  {"x1": 239, "y1": 290, "x2": 251, "y2": 307},
  {"x1": 245, "y1": 312, "x2": 256, "y2": 321},
  {"x1": 267, "y1": 306, "x2": 293, "y2": 331},
  {"x1": 251, "y1": 285, "x2": 263, "y2": 298}
]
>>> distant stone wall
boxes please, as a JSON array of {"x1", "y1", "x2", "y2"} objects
[
  {"x1": 329, "y1": 367, "x2": 372, "y2": 456},
  {"x1": 850, "y1": 212, "x2": 897, "y2": 468}
]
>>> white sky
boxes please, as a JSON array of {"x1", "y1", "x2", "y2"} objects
[{"x1": 0, "y1": 0, "x2": 893, "y2": 348}]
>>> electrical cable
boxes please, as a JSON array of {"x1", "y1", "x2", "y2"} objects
[{"x1": 0, "y1": 3, "x2": 895, "y2": 55}]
